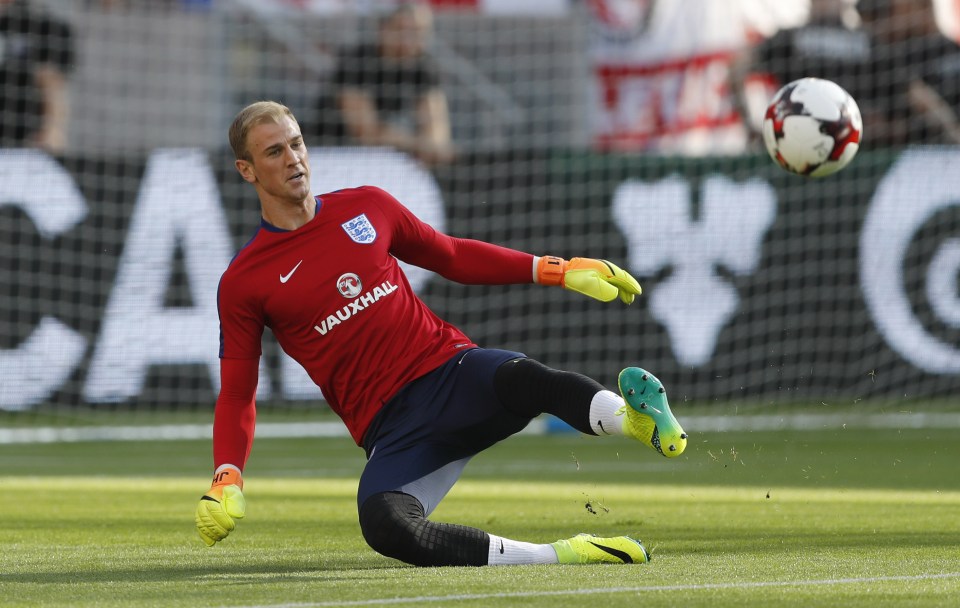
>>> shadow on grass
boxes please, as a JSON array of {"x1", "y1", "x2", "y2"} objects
[{"x1": 0, "y1": 558, "x2": 419, "y2": 586}]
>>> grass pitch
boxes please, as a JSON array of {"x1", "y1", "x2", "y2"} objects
[{"x1": 1, "y1": 425, "x2": 959, "y2": 607}]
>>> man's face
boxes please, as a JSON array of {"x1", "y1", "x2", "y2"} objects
[
  {"x1": 381, "y1": 8, "x2": 432, "y2": 59},
  {"x1": 809, "y1": 0, "x2": 846, "y2": 19},
  {"x1": 236, "y1": 116, "x2": 311, "y2": 205}
]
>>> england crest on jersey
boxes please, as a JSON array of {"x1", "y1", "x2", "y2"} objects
[{"x1": 342, "y1": 214, "x2": 377, "y2": 244}]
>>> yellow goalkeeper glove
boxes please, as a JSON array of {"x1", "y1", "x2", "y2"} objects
[
  {"x1": 195, "y1": 467, "x2": 246, "y2": 546},
  {"x1": 536, "y1": 256, "x2": 642, "y2": 304}
]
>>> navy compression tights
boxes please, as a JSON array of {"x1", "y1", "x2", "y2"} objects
[{"x1": 358, "y1": 357, "x2": 605, "y2": 566}]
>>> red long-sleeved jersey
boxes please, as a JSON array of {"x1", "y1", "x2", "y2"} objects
[{"x1": 214, "y1": 186, "x2": 535, "y2": 468}]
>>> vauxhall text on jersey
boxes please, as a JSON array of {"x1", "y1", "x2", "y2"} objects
[{"x1": 314, "y1": 279, "x2": 399, "y2": 336}]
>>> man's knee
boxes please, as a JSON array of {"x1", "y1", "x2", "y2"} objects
[
  {"x1": 358, "y1": 491, "x2": 425, "y2": 560},
  {"x1": 357, "y1": 490, "x2": 489, "y2": 566}
]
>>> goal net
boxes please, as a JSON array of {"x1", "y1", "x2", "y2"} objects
[{"x1": 2, "y1": 0, "x2": 959, "y2": 439}]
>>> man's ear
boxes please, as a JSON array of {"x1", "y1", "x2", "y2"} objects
[{"x1": 235, "y1": 159, "x2": 257, "y2": 184}]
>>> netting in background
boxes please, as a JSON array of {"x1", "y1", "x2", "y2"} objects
[{"x1": 2, "y1": 0, "x2": 960, "y2": 436}]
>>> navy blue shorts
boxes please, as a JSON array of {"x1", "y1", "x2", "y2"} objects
[{"x1": 357, "y1": 347, "x2": 528, "y2": 512}]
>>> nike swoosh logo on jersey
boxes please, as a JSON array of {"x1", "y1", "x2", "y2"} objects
[{"x1": 280, "y1": 260, "x2": 303, "y2": 284}]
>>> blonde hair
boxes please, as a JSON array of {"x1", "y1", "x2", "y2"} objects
[{"x1": 228, "y1": 101, "x2": 297, "y2": 161}]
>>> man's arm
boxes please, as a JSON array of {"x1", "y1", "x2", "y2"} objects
[
  {"x1": 33, "y1": 63, "x2": 69, "y2": 153},
  {"x1": 907, "y1": 78, "x2": 960, "y2": 144},
  {"x1": 32, "y1": 14, "x2": 74, "y2": 154},
  {"x1": 338, "y1": 87, "x2": 453, "y2": 165},
  {"x1": 382, "y1": 193, "x2": 533, "y2": 283},
  {"x1": 409, "y1": 232, "x2": 641, "y2": 304},
  {"x1": 195, "y1": 357, "x2": 259, "y2": 546},
  {"x1": 728, "y1": 48, "x2": 759, "y2": 137},
  {"x1": 374, "y1": 187, "x2": 641, "y2": 302},
  {"x1": 213, "y1": 357, "x2": 259, "y2": 469},
  {"x1": 338, "y1": 88, "x2": 419, "y2": 150},
  {"x1": 415, "y1": 88, "x2": 454, "y2": 164}
]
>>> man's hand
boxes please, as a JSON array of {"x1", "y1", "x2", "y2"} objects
[
  {"x1": 195, "y1": 467, "x2": 246, "y2": 546},
  {"x1": 536, "y1": 256, "x2": 642, "y2": 304}
]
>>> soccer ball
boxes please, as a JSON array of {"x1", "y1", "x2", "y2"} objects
[{"x1": 762, "y1": 77, "x2": 862, "y2": 178}]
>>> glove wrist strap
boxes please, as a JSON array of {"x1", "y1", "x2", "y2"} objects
[
  {"x1": 535, "y1": 255, "x2": 566, "y2": 286},
  {"x1": 211, "y1": 466, "x2": 243, "y2": 489}
]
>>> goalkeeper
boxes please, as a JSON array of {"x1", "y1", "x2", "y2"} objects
[{"x1": 196, "y1": 101, "x2": 687, "y2": 566}]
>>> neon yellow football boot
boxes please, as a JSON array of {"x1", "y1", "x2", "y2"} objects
[
  {"x1": 617, "y1": 367, "x2": 687, "y2": 457},
  {"x1": 552, "y1": 533, "x2": 649, "y2": 564}
]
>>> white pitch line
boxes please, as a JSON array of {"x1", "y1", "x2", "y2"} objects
[
  {"x1": 2, "y1": 411, "x2": 960, "y2": 444},
  {"x1": 224, "y1": 572, "x2": 960, "y2": 608},
  {"x1": 0, "y1": 419, "x2": 547, "y2": 445},
  {"x1": 684, "y1": 412, "x2": 960, "y2": 432},
  {"x1": 0, "y1": 422, "x2": 347, "y2": 444}
]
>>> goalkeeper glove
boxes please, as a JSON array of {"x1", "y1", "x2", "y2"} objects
[
  {"x1": 195, "y1": 467, "x2": 246, "y2": 546},
  {"x1": 536, "y1": 256, "x2": 642, "y2": 304}
]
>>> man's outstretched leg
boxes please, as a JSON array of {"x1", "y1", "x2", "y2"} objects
[
  {"x1": 493, "y1": 358, "x2": 688, "y2": 457},
  {"x1": 359, "y1": 490, "x2": 649, "y2": 566},
  {"x1": 356, "y1": 348, "x2": 673, "y2": 567}
]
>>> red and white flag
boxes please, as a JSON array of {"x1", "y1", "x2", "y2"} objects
[
  {"x1": 427, "y1": 0, "x2": 569, "y2": 14},
  {"x1": 251, "y1": 0, "x2": 570, "y2": 16},
  {"x1": 587, "y1": 0, "x2": 805, "y2": 154}
]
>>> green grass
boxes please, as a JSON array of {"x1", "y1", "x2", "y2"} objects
[{"x1": 1, "y1": 427, "x2": 959, "y2": 607}]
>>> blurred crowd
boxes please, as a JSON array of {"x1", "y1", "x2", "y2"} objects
[
  {"x1": 0, "y1": 0, "x2": 73, "y2": 152},
  {"x1": 307, "y1": 3, "x2": 455, "y2": 166},
  {"x1": 730, "y1": 0, "x2": 960, "y2": 148},
  {"x1": 3, "y1": 0, "x2": 960, "y2": 158}
]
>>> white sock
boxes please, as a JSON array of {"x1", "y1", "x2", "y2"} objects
[
  {"x1": 487, "y1": 534, "x2": 559, "y2": 565},
  {"x1": 588, "y1": 389, "x2": 625, "y2": 436}
]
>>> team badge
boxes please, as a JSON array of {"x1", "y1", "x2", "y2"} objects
[
  {"x1": 337, "y1": 273, "x2": 363, "y2": 298},
  {"x1": 342, "y1": 214, "x2": 377, "y2": 244}
]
